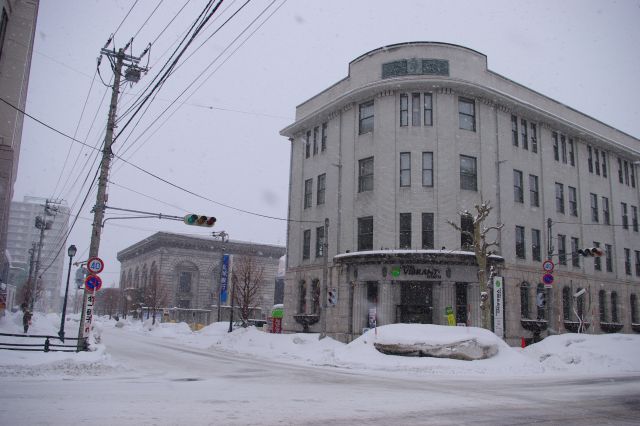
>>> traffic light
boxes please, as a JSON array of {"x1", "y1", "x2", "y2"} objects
[
  {"x1": 577, "y1": 247, "x2": 604, "y2": 257},
  {"x1": 327, "y1": 288, "x2": 337, "y2": 306},
  {"x1": 183, "y1": 214, "x2": 216, "y2": 227}
]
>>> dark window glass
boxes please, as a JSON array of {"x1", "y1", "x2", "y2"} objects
[
  {"x1": 624, "y1": 161, "x2": 630, "y2": 185},
  {"x1": 594, "y1": 149, "x2": 600, "y2": 175},
  {"x1": 599, "y1": 290, "x2": 607, "y2": 322},
  {"x1": 458, "y1": 97, "x2": 475, "y2": 131},
  {"x1": 635, "y1": 251, "x2": 640, "y2": 276},
  {"x1": 321, "y1": 122, "x2": 327, "y2": 152},
  {"x1": 625, "y1": 248, "x2": 632, "y2": 275},
  {"x1": 529, "y1": 174, "x2": 539, "y2": 207},
  {"x1": 558, "y1": 234, "x2": 566, "y2": 265},
  {"x1": 317, "y1": 174, "x2": 326, "y2": 205},
  {"x1": 530, "y1": 123, "x2": 538, "y2": 153},
  {"x1": 298, "y1": 281, "x2": 307, "y2": 313},
  {"x1": 178, "y1": 272, "x2": 192, "y2": 293},
  {"x1": 313, "y1": 126, "x2": 319, "y2": 155},
  {"x1": 561, "y1": 135, "x2": 567, "y2": 164},
  {"x1": 399, "y1": 213, "x2": 411, "y2": 249},
  {"x1": 316, "y1": 226, "x2": 325, "y2": 257},
  {"x1": 455, "y1": 283, "x2": 468, "y2": 325},
  {"x1": 568, "y1": 186, "x2": 577, "y2": 216},
  {"x1": 357, "y1": 216, "x2": 373, "y2": 251},
  {"x1": 602, "y1": 151, "x2": 607, "y2": 177},
  {"x1": 552, "y1": 132, "x2": 559, "y2": 161},
  {"x1": 422, "y1": 213, "x2": 434, "y2": 249},
  {"x1": 304, "y1": 178, "x2": 313, "y2": 208},
  {"x1": 594, "y1": 242, "x2": 602, "y2": 271},
  {"x1": 359, "y1": 100, "x2": 374, "y2": 134},
  {"x1": 633, "y1": 206, "x2": 638, "y2": 232},
  {"x1": 571, "y1": 237, "x2": 580, "y2": 267},
  {"x1": 422, "y1": 152, "x2": 433, "y2": 187},
  {"x1": 536, "y1": 284, "x2": 546, "y2": 320},
  {"x1": 568, "y1": 138, "x2": 575, "y2": 166},
  {"x1": 562, "y1": 287, "x2": 571, "y2": 320},
  {"x1": 303, "y1": 230, "x2": 311, "y2": 259},
  {"x1": 311, "y1": 280, "x2": 320, "y2": 314},
  {"x1": 521, "y1": 118, "x2": 528, "y2": 150},
  {"x1": 412, "y1": 93, "x2": 421, "y2": 126},
  {"x1": 603, "y1": 197, "x2": 610, "y2": 225},
  {"x1": 532, "y1": 228, "x2": 541, "y2": 261},
  {"x1": 611, "y1": 292, "x2": 619, "y2": 323},
  {"x1": 511, "y1": 115, "x2": 518, "y2": 147},
  {"x1": 400, "y1": 152, "x2": 411, "y2": 187},
  {"x1": 555, "y1": 183, "x2": 564, "y2": 214},
  {"x1": 590, "y1": 193, "x2": 599, "y2": 222},
  {"x1": 358, "y1": 157, "x2": 374, "y2": 192},
  {"x1": 588, "y1": 146, "x2": 593, "y2": 173},
  {"x1": 513, "y1": 170, "x2": 523, "y2": 203},
  {"x1": 461, "y1": 214, "x2": 474, "y2": 250},
  {"x1": 515, "y1": 226, "x2": 525, "y2": 259},
  {"x1": 460, "y1": 155, "x2": 477, "y2": 191},
  {"x1": 400, "y1": 94, "x2": 408, "y2": 127},
  {"x1": 423, "y1": 93, "x2": 433, "y2": 126},
  {"x1": 631, "y1": 294, "x2": 638, "y2": 324},
  {"x1": 622, "y1": 202, "x2": 629, "y2": 229},
  {"x1": 606, "y1": 244, "x2": 613, "y2": 272},
  {"x1": 0, "y1": 9, "x2": 8, "y2": 61},
  {"x1": 618, "y1": 158, "x2": 624, "y2": 183},
  {"x1": 305, "y1": 131, "x2": 311, "y2": 158},
  {"x1": 632, "y1": 164, "x2": 636, "y2": 188},
  {"x1": 520, "y1": 282, "x2": 530, "y2": 319}
]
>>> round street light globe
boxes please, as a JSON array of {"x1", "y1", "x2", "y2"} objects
[{"x1": 68, "y1": 245, "x2": 77, "y2": 257}]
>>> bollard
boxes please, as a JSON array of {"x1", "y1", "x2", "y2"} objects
[{"x1": 521, "y1": 337, "x2": 526, "y2": 348}]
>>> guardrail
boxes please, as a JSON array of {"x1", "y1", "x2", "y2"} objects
[{"x1": 0, "y1": 332, "x2": 88, "y2": 352}]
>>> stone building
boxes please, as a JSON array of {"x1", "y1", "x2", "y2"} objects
[
  {"x1": 0, "y1": 0, "x2": 39, "y2": 283},
  {"x1": 117, "y1": 232, "x2": 285, "y2": 325},
  {"x1": 280, "y1": 42, "x2": 640, "y2": 345}
]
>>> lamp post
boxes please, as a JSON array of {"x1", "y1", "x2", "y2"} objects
[{"x1": 58, "y1": 244, "x2": 77, "y2": 342}]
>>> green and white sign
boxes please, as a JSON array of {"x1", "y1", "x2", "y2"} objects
[{"x1": 493, "y1": 276, "x2": 504, "y2": 338}]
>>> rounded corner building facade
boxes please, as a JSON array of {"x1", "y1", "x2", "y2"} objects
[{"x1": 279, "y1": 42, "x2": 640, "y2": 345}]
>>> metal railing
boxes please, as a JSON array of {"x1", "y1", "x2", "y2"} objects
[{"x1": 0, "y1": 333, "x2": 88, "y2": 352}]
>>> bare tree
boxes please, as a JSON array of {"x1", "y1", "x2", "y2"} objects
[
  {"x1": 95, "y1": 288, "x2": 121, "y2": 318},
  {"x1": 448, "y1": 201, "x2": 503, "y2": 330},
  {"x1": 145, "y1": 271, "x2": 170, "y2": 325},
  {"x1": 231, "y1": 255, "x2": 265, "y2": 326}
]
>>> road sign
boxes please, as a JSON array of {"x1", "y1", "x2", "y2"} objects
[
  {"x1": 542, "y1": 260, "x2": 554, "y2": 272},
  {"x1": 542, "y1": 273, "x2": 554, "y2": 287},
  {"x1": 87, "y1": 257, "x2": 104, "y2": 274},
  {"x1": 85, "y1": 274, "x2": 102, "y2": 291}
]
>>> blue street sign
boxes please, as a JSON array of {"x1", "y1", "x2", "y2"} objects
[
  {"x1": 85, "y1": 274, "x2": 102, "y2": 291},
  {"x1": 542, "y1": 273, "x2": 554, "y2": 285},
  {"x1": 219, "y1": 254, "x2": 230, "y2": 302}
]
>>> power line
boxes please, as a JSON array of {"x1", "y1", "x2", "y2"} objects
[{"x1": 112, "y1": 0, "x2": 140, "y2": 40}]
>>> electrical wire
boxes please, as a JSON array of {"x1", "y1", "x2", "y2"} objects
[{"x1": 112, "y1": 0, "x2": 140, "y2": 40}]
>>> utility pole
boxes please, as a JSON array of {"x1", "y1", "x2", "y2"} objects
[
  {"x1": 77, "y1": 46, "x2": 147, "y2": 350},
  {"x1": 25, "y1": 242, "x2": 36, "y2": 306},
  {"x1": 31, "y1": 200, "x2": 55, "y2": 310},
  {"x1": 320, "y1": 218, "x2": 329, "y2": 339}
]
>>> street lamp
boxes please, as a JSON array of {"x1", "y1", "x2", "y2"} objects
[{"x1": 58, "y1": 244, "x2": 77, "y2": 342}]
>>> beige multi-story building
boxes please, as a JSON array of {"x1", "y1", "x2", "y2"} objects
[
  {"x1": 117, "y1": 232, "x2": 286, "y2": 325},
  {"x1": 280, "y1": 42, "x2": 640, "y2": 345},
  {"x1": 0, "y1": 0, "x2": 39, "y2": 283}
]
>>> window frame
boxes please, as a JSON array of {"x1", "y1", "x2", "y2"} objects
[
  {"x1": 316, "y1": 173, "x2": 326, "y2": 205},
  {"x1": 400, "y1": 152, "x2": 411, "y2": 187},
  {"x1": 555, "y1": 182, "x2": 565, "y2": 214},
  {"x1": 568, "y1": 186, "x2": 578, "y2": 216},
  {"x1": 513, "y1": 169, "x2": 524, "y2": 203},
  {"x1": 515, "y1": 225, "x2": 526, "y2": 259},
  {"x1": 460, "y1": 155, "x2": 477, "y2": 191},
  {"x1": 511, "y1": 115, "x2": 518, "y2": 147},
  {"x1": 302, "y1": 230, "x2": 311, "y2": 260},
  {"x1": 422, "y1": 212, "x2": 434, "y2": 249},
  {"x1": 411, "y1": 93, "x2": 421, "y2": 126},
  {"x1": 530, "y1": 122, "x2": 538, "y2": 153},
  {"x1": 590, "y1": 193, "x2": 599, "y2": 223},
  {"x1": 532, "y1": 228, "x2": 541, "y2": 261},
  {"x1": 422, "y1": 152, "x2": 434, "y2": 187},
  {"x1": 315, "y1": 226, "x2": 325, "y2": 258},
  {"x1": 304, "y1": 178, "x2": 313, "y2": 209},
  {"x1": 399, "y1": 213, "x2": 412, "y2": 249},
  {"x1": 423, "y1": 93, "x2": 433, "y2": 126},
  {"x1": 357, "y1": 216, "x2": 374, "y2": 251},
  {"x1": 558, "y1": 234, "x2": 567, "y2": 265},
  {"x1": 399, "y1": 94, "x2": 408, "y2": 127},
  {"x1": 458, "y1": 97, "x2": 476, "y2": 131},
  {"x1": 529, "y1": 174, "x2": 539, "y2": 207},
  {"x1": 358, "y1": 157, "x2": 374, "y2": 193},
  {"x1": 521, "y1": 118, "x2": 528, "y2": 150},
  {"x1": 359, "y1": 100, "x2": 374, "y2": 134},
  {"x1": 571, "y1": 237, "x2": 580, "y2": 267}
]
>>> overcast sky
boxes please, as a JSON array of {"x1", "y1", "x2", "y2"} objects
[{"x1": 13, "y1": 0, "x2": 640, "y2": 288}]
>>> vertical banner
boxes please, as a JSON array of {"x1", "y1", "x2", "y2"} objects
[
  {"x1": 82, "y1": 291, "x2": 96, "y2": 338},
  {"x1": 493, "y1": 276, "x2": 504, "y2": 338},
  {"x1": 219, "y1": 254, "x2": 230, "y2": 303}
]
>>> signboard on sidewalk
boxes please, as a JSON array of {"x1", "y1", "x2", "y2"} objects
[
  {"x1": 493, "y1": 276, "x2": 504, "y2": 338},
  {"x1": 81, "y1": 292, "x2": 96, "y2": 338}
]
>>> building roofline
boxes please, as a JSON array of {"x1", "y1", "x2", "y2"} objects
[{"x1": 350, "y1": 41, "x2": 486, "y2": 65}]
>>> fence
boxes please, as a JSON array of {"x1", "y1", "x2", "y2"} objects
[{"x1": 0, "y1": 332, "x2": 88, "y2": 352}]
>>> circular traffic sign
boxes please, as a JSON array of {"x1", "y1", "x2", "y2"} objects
[
  {"x1": 85, "y1": 274, "x2": 103, "y2": 291},
  {"x1": 542, "y1": 273, "x2": 554, "y2": 285},
  {"x1": 87, "y1": 257, "x2": 104, "y2": 274},
  {"x1": 542, "y1": 260, "x2": 555, "y2": 272}
]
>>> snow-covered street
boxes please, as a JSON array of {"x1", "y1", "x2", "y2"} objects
[{"x1": 1, "y1": 312, "x2": 640, "y2": 425}]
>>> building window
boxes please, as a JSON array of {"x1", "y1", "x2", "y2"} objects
[
  {"x1": 624, "y1": 160, "x2": 630, "y2": 185},
  {"x1": 555, "y1": 183, "x2": 564, "y2": 214},
  {"x1": 305, "y1": 131, "x2": 311, "y2": 159},
  {"x1": 558, "y1": 234, "x2": 566, "y2": 265},
  {"x1": 530, "y1": 122, "x2": 538, "y2": 153},
  {"x1": 603, "y1": 197, "x2": 610, "y2": 225},
  {"x1": 631, "y1": 294, "x2": 638, "y2": 324},
  {"x1": 311, "y1": 279, "x2": 320, "y2": 314},
  {"x1": 568, "y1": 186, "x2": 577, "y2": 216},
  {"x1": 521, "y1": 118, "x2": 528, "y2": 150},
  {"x1": 178, "y1": 272, "x2": 192, "y2": 293},
  {"x1": 529, "y1": 174, "x2": 539, "y2": 207},
  {"x1": 304, "y1": 178, "x2": 313, "y2": 208},
  {"x1": 458, "y1": 97, "x2": 475, "y2": 131},
  {"x1": 298, "y1": 280, "x2": 307, "y2": 313},
  {"x1": 400, "y1": 152, "x2": 411, "y2": 187},
  {"x1": 515, "y1": 226, "x2": 525, "y2": 259},
  {"x1": 625, "y1": 248, "x2": 632, "y2": 275},
  {"x1": 606, "y1": 244, "x2": 613, "y2": 272},
  {"x1": 602, "y1": 151, "x2": 607, "y2": 177},
  {"x1": 599, "y1": 290, "x2": 607, "y2": 322},
  {"x1": 594, "y1": 149, "x2": 600, "y2": 175},
  {"x1": 316, "y1": 226, "x2": 325, "y2": 258},
  {"x1": 568, "y1": 138, "x2": 575, "y2": 166},
  {"x1": 460, "y1": 155, "x2": 477, "y2": 191},
  {"x1": 618, "y1": 158, "x2": 624, "y2": 183},
  {"x1": 461, "y1": 214, "x2": 474, "y2": 250},
  {"x1": 303, "y1": 230, "x2": 311, "y2": 259},
  {"x1": 622, "y1": 202, "x2": 629, "y2": 229},
  {"x1": 321, "y1": 122, "x2": 327, "y2": 152},
  {"x1": 561, "y1": 135, "x2": 567, "y2": 164},
  {"x1": 562, "y1": 287, "x2": 571, "y2": 320},
  {"x1": 357, "y1": 216, "x2": 373, "y2": 251},
  {"x1": 412, "y1": 93, "x2": 421, "y2": 126},
  {"x1": 632, "y1": 164, "x2": 636, "y2": 188},
  {"x1": 313, "y1": 126, "x2": 319, "y2": 155},
  {"x1": 317, "y1": 173, "x2": 326, "y2": 205},
  {"x1": 399, "y1": 213, "x2": 412, "y2": 249},
  {"x1": 422, "y1": 212, "x2": 434, "y2": 249},
  {"x1": 511, "y1": 115, "x2": 518, "y2": 147},
  {"x1": 423, "y1": 93, "x2": 433, "y2": 126},
  {"x1": 455, "y1": 283, "x2": 468, "y2": 325},
  {"x1": 552, "y1": 132, "x2": 559, "y2": 161},
  {"x1": 513, "y1": 170, "x2": 523, "y2": 203},
  {"x1": 422, "y1": 152, "x2": 433, "y2": 187},
  {"x1": 571, "y1": 237, "x2": 580, "y2": 267},
  {"x1": 594, "y1": 242, "x2": 602, "y2": 271},
  {"x1": 588, "y1": 146, "x2": 593, "y2": 173},
  {"x1": 358, "y1": 157, "x2": 374, "y2": 192},
  {"x1": 633, "y1": 206, "x2": 638, "y2": 232},
  {"x1": 532, "y1": 228, "x2": 541, "y2": 261},
  {"x1": 400, "y1": 94, "x2": 408, "y2": 127},
  {"x1": 590, "y1": 193, "x2": 599, "y2": 222},
  {"x1": 359, "y1": 100, "x2": 374, "y2": 134},
  {"x1": 520, "y1": 282, "x2": 530, "y2": 319},
  {"x1": 636, "y1": 251, "x2": 640, "y2": 276}
]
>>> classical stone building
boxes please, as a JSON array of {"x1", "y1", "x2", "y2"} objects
[
  {"x1": 280, "y1": 42, "x2": 640, "y2": 345},
  {"x1": 117, "y1": 232, "x2": 285, "y2": 325}
]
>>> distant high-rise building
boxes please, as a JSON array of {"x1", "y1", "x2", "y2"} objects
[
  {"x1": 0, "y1": 0, "x2": 40, "y2": 283},
  {"x1": 7, "y1": 196, "x2": 69, "y2": 312}
]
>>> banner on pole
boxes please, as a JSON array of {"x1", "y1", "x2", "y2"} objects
[
  {"x1": 219, "y1": 254, "x2": 230, "y2": 303},
  {"x1": 493, "y1": 276, "x2": 504, "y2": 338}
]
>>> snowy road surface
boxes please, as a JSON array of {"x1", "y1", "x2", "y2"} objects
[{"x1": 1, "y1": 324, "x2": 640, "y2": 425}]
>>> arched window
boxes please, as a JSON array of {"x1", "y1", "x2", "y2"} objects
[
  {"x1": 611, "y1": 291, "x2": 619, "y2": 323},
  {"x1": 134, "y1": 267, "x2": 140, "y2": 288},
  {"x1": 562, "y1": 287, "x2": 571, "y2": 320},
  {"x1": 520, "y1": 282, "x2": 530, "y2": 319},
  {"x1": 142, "y1": 264, "x2": 148, "y2": 289},
  {"x1": 311, "y1": 279, "x2": 320, "y2": 314},
  {"x1": 127, "y1": 270, "x2": 132, "y2": 289},
  {"x1": 599, "y1": 290, "x2": 607, "y2": 322},
  {"x1": 298, "y1": 280, "x2": 307, "y2": 314},
  {"x1": 631, "y1": 294, "x2": 638, "y2": 324},
  {"x1": 536, "y1": 283, "x2": 546, "y2": 320}
]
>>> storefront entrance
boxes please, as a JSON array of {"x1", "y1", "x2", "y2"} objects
[{"x1": 398, "y1": 281, "x2": 434, "y2": 324}]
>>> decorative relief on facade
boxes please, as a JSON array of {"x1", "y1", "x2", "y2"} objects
[
  {"x1": 377, "y1": 89, "x2": 394, "y2": 98},
  {"x1": 382, "y1": 58, "x2": 449, "y2": 79},
  {"x1": 438, "y1": 87, "x2": 454, "y2": 95}
]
